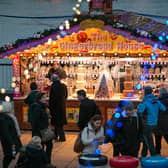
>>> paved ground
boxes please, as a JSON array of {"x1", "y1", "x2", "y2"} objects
[{"x1": 0, "y1": 131, "x2": 168, "y2": 168}]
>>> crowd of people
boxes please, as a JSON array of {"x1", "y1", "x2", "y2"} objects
[{"x1": 0, "y1": 67, "x2": 168, "y2": 167}]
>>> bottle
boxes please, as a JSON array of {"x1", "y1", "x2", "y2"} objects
[{"x1": 12, "y1": 145, "x2": 16, "y2": 158}]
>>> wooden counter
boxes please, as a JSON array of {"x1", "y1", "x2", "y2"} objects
[{"x1": 14, "y1": 98, "x2": 141, "y2": 131}]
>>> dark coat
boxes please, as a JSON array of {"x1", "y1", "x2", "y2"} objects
[
  {"x1": 31, "y1": 102, "x2": 49, "y2": 137},
  {"x1": 24, "y1": 90, "x2": 39, "y2": 123},
  {"x1": 0, "y1": 113, "x2": 22, "y2": 157},
  {"x1": 158, "y1": 94, "x2": 168, "y2": 135},
  {"x1": 105, "y1": 112, "x2": 143, "y2": 157},
  {"x1": 49, "y1": 80, "x2": 67, "y2": 126},
  {"x1": 24, "y1": 144, "x2": 48, "y2": 168},
  {"x1": 77, "y1": 98, "x2": 101, "y2": 131}
]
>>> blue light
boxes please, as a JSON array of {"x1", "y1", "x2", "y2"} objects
[
  {"x1": 162, "y1": 32, "x2": 166, "y2": 36},
  {"x1": 87, "y1": 163, "x2": 93, "y2": 168},
  {"x1": 116, "y1": 121, "x2": 123, "y2": 128},
  {"x1": 127, "y1": 93, "x2": 133, "y2": 97},
  {"x1": 140, "y1": 75, "x2": 146, "y2": 81},
  {"x1": 92, "y1": 140, "x2": 98, "y2": 146},
  {"x1": 60, "y1": 31, "x2": 66, "y2": 37},
  {"x1": 166, "y1": 35, "x2": 168, "y2": 40},
  {"x1": 151, "y1": 55, "x2": 156, "y2": 60},
  {"x1": 153, "y1": 43, "x2": 158, "y2": 50},
  {"x1": 106, "y1": 120, "x2": 112, "y2": 126},
  {"x1": 95, "y1": 148, "x2": 101, "y2": 155},
  {"x1": 114, "y1": 112, "x2": 120, "y2": 118},
  {"x1": 159, "y1": 36, "x2": 163, "y2": 41},
  {"x1": 115, "y1": 106, "x2": 121, "y2": 113},
  {"x1": 106, "y1": 128, "x2": 115, "y2": 138},
  {"x1": 151, "y1": 64, "x2": 155, "y2": 69},
  {"x1": 136, "y1": 84, "x2": 141, "y2": 90}
]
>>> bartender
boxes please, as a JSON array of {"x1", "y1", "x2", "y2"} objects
[{"x1": 46, "y1": 61, "x2": 67, "y2": 80}]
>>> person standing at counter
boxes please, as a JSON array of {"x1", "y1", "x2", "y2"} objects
[
  {"x1": 137, "y1": 86, "x2": 166, "y2": 156},
  {"x1": 77, "y1": 89, "x2": 101, "y2": 131},
  {"x1": 24, "y1": 82, "x2": 39, "y2": 125},
  {"x1": 49, "y1": 74, "x2": 68, "y2": 142},
  {"x1": 46, "y1": 61, "x2": 67, "y2": 80}
]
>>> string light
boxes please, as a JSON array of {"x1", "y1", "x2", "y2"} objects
[
  {"x1": 73, "y1": 18, "x2": 78, "y2": 22},
  {"x1": 1, "y1": 88, "x2": 6, "y2": 94},
  {"x1": 5, "y1": 96, "x2": 10, "y2": 102}
]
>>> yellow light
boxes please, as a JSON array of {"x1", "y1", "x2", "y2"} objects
[
  {"x1": 15, "y1": 87, "x2": 20, "y2": 93},
  {"x1": 1, "y1": 88, "x2": 6, "y2": 94},
  {"x1": 73, "y1": 18, "x2": 78, "y2": 22},
  {"x1": 11, "y1": 82, "x2": 16, "y2": 88},
  {"x1": 0, "y1": 105, "x2": 3, "y2": 111},
  {"x1": 5, "y1": 96, "x2": 10, "y2": 102}
]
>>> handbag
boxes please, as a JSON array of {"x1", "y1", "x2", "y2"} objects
[
  {"x1": 74, "y1": 128, "x2": 89, "y2": 153},
  {"x1": 73, "y1": 133, "x2": 84, "y2": 153},
  {"x1": 40, "y1": 126, "x2": 55, "y2": 142}
]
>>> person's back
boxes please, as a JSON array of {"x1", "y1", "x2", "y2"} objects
[
  {"x1": 138, "y1": 87, "x2": 166, "y2": 126},
  {"x1": 25, "y1": 144, "x2": 48, "y2": 168},
  {"x1": 24, "y1": 82, "x2": 38, "y2": 123}
]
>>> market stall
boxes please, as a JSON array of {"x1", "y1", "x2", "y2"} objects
[{"x1": 1, "y1": 6, "x2": 168, "y2": 130}]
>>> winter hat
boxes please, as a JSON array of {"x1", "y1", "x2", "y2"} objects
[
  {"x1": 144, "y1": 86, "x2": 153, "y2": 96},
  {"x1": 0, "y1": 101, "x2": 12, "y2": 113},
  {"x1": 125, "y1": 101, "x2": 134, "y2": 111},
  {"x1": 29, "y1": 136, "x2": 41, "y2": 146}
]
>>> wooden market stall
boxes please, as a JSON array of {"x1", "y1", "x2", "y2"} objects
[{"x1": 1, "y1": 2, "x2": 168, "y2": 130}]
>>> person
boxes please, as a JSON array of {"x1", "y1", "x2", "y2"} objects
[
  {"x1": 0, "y1": 101, "x2": 22, "y2": 168},
  {"x1": 137, "y1": 86, "x2": 166, "y2": 156},
  {"x1": 77, "y1": 89, "x2": 101, "y2": 131},
  {"x1": 81, "y1": 114, "x2": 104, "y2": 155},
  {"x1": 24, "y1": 82, "x2": 39, "y2": 125},
  {"x1": 46, "y1": 61, "x2": 67, "y2": 80},
  {"x1": 31, "y1": 92, "x2": 53, "y2": 164},
  {"x1": 155, "y1": 88, "x2": 168, "y2": 154},
  {"x1": 49, "y1": 74, "x2": 68, "y2": 142},
  {"x1": 16, "y1": 136, "x2": 49, "y2": 168},
  {"x1": 105, "y1": 101, "x2": 143, "y2": 157}
]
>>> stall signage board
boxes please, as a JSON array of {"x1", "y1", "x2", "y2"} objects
[{"x1": 55, "y1": 28, "x2": 155, "y2": 54}]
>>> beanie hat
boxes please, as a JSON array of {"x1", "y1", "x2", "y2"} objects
[
  {"x1": 144, "y1": 86, "x2": 153, "y2": 96},
  {"x1": 29, "y1": 136, "x2": 41, "y2": 146},
  {"x1": 125, "y1": 101, "x2": 134, "y2": 111}
]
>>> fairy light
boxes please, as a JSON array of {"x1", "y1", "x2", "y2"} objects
[
  {"x1": 76, "y1": 4, "x2": 80, "y2": 8},
  {"x1": 15, "y1": 87, "x2": 20, "y2": 93},
  {"x1": 12, "y1": 77, "x2": 16, "y2": 82},
  {"x1": 1, "y1": 88, "x2": 6, "y2": 94},
  {"x1": 73, "y1": 18, "x2": 78, "y2": 22},
  {"x1": 11, "y1": 82, "x2": 16, "y2": 88},
  {"x1": 5, "y1": 96, "x2": 10, "y2": 102},
  {"x1": 0, "y1": 105, "x2": 3, "y2": 111},
  {"x1": 72, "y1": 7, "x2": 76, "y2": 11},
  {"x1": 59, "y1": 25, "x2": 64, "y2": 30}
]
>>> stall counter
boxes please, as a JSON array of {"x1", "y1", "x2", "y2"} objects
[{"x1": 14, "y1": 97, "x2": 141, "y2": 131}]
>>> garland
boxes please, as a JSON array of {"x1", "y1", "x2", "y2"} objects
[{"x1": 0, "y1": 15, "x2": 168, "y2": 58}]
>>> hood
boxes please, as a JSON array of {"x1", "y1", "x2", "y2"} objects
[
  {"x1": 143, "y1": 94, "x2": 158, "y2": 104},
  {"x1": 159, "y1": 93, "x2": 168, "y2": 101},
  {"x1": 26, "y1": 144, "x2": 43, "y2": 158}
]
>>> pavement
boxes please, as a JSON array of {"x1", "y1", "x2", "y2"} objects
[{"x1": 0, "y1": 131, "x2": 168, "y2": 168}]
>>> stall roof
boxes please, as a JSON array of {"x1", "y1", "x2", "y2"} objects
[{"x1": 0, "y1": 10, "x2": 168, "y2": 59}]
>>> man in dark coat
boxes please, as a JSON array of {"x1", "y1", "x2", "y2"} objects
[
  {"x1": 49, "y1": 74, "x2": 68, "y2": 142},
  {"x1": 155, "y1": 87, "x2": 168, "y2": 154},
  {"x1": 77, "y1": 89, "x2": 101, "y2": 131},
  {"x1": 0, "y1": 112, "x2": 22, "y2": 168}
]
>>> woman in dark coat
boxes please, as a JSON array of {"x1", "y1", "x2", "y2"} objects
[
  {"x1": 155, "y1": 87, "x2": 168, "y2": 154},
  {"x1": 0, "y1": 102, "x2": 22, "y2": 168},
  {"x1": 31, "y1": 92, "x2": 53, "y2": 163},
  {"x1": 49, "y1": 74, "x2": 67, "y2": 142}
]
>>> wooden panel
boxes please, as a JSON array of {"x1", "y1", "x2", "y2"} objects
[{"x1": 14, "y1": 99, "x2": 141, "y2": 131}]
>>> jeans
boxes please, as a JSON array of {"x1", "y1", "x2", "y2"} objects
[{"x1": 142, "y1": 125, "x2": 157, "y2": 156}]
